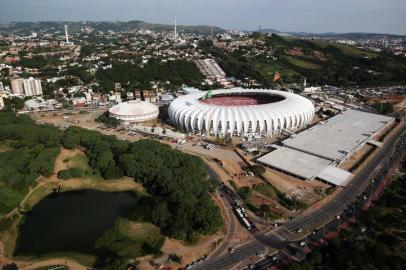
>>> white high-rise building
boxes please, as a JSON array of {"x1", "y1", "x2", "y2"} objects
[
  {"x1": 11, "y1": 78, "x2": 24, "y2": 94},
  {"x1": 22, "y1": 77, "x2": 43, "y2": 97},
  {"x1": 0, "y1": 91, "x2": 6, "y2": 109}
]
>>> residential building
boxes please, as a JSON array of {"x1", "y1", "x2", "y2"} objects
[
  {"x1": 22, "y1": 77, "x2": 43, "y2": 97},
  {"x1": 11, "y1": 78, "x2": 24, "y2": 94}
]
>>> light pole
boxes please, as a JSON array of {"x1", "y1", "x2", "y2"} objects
[
  {"x1": 369, "y1": 179, "x2": 375, "y2": 204},
  {"x1": 336, "y1": 215, "x2": 341, "y2": 232}
]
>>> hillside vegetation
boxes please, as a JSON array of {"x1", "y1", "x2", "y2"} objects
[{"x1": 201, "y1": 34, "x2": 406, "y2": 87}]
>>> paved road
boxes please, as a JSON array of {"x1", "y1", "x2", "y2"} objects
[{"x1": 196, "y1": 121, "x2": 406, "y2": 270}]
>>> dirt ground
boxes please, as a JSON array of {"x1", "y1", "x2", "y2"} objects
[
  {"x1": 340, "y1": 144, "x2": 375, "y2": 171},
  {"x1": 261, "y1": 168, "x2": 329, "y2": 204},
  {"x1": 53, "y1": 148, "x2": 82, "y2": 172},
  {"x1": 0, "y1": 255, "x2": 87, "y2": 270},
  {"x1": 368, "y1": 95, "x2": 406, "y2": 112}
]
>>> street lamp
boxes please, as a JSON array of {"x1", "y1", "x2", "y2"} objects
[
  {"x1": 336, "y1": 215, "x2": 341, "y2": 232},
  {"x1": 369, "y1": 179, "x2": 375, "y2": 203}
]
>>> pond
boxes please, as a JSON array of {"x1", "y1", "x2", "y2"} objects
[{"x1": 15, "y1": 189, "x2": 137, "y2": 255}]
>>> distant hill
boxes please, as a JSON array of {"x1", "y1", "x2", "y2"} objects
[
  {"x1": 0, "y1": 21, "x2": 224, "y2": 35},
  {"x1": 254, "y1": 28, "x2": 405, "y2": 39},
  {"x1": 258, "y1": 29, "x2": 281, "y2": 34}
]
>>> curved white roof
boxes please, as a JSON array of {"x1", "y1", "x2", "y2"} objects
[
  {"x1": 168, "y1": 88, "x2": 315, "y2": 136},
  {"x1": 109, "y1": 100, "x2": 159, "y2": 122}
]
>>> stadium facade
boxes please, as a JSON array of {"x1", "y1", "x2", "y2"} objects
[
  {"x1": 109, "y1": 100, "x2": 159, "y2": 123},
  {"x1": 168, "y1": 88, "x2": 315, "y2": 136}
]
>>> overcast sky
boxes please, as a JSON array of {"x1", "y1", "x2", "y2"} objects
[{"x1": 1, "y1": 0, "x2": 405, "y2": 34}]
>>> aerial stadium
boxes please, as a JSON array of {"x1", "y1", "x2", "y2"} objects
[
  {"x1": 109, "y1": 100, "x2": 159, "y2": 123},
  {"x1": 168, "y1": 88, "x2": 315, "y2": 136}
]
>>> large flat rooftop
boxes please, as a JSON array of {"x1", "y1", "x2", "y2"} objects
[
  {"x1": 283, "y1": 109, "x2": 394, "y2": 161},
  {"x1": 257, "y1": 109, "x2": 395, "y2": 186},
  {"x1": 257, "y1": 147, "x2": 332, "y2": 180}
]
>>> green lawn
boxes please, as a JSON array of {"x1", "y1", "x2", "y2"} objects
[
  {"x1": 330, "y1": 43, "x2": 376, "y2": 58},
  {"x1": 64, "y1": 153, "x2": 102, "y2": 179},
  {"x1": 0, "y1": 185, "x2": 29, "y2": 216},
  {"x1": 96, "y1": 218, "x2": 165, "y2": 258},
  {"x1": 254, "y1": 63, "x2": 300, "y2": 82},
  {"x1": 287, "y1": 57, "x2": 321, "y2": 69},
  {"x1": 253, "y1": 183, "x2": 277, "y2": 198},
  {"x1": 66, "y1": 153, "x2": 92, "y2": 172}
]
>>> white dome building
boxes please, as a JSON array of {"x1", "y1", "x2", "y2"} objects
[
  {"x1": 109, "y1": 100, "x2": 159, "y2": 123},
  {"x1": 168, "y1": 88, "x2": 315, "y2": 136}
]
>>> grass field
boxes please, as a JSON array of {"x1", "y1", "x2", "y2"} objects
[
  {"x1": 96, "y1": 218, "x2": 165, "y2": 259},
  {"x1": 330, "y1": 43, "x2": 377, "y2": 57},
  {"x1": 0, "y1": 185, "x2": 29, "y2": 216},
  {"x1": 254, "y1": 63, "x2": 300, "y2": 82},
  {"x1": 63, "y1": 152, "x2": 102, "y2": 179},
  {"x1": 253, "y1": 183, "x2": 277, "y2": 198},
  {"x1": 20, "y1": 184, "x2": 53, "y2": 211},
  {"x1": 116, "y1": 218, "x2": 165, "y2": 256},
  {"x1": 287, "y1": 57, "x2": 321, "y2": 69}
]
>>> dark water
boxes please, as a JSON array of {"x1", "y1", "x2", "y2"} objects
[{"x1": 15, "y1": 189, "x2": 137, "y2": 255}]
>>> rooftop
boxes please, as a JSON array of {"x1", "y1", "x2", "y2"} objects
[
  {"x1": 283, "y1": 109, "x2": 394, "y2": 161},
  {"x1": 258, "y1": 147, "x2": 333, "y2": 180}
]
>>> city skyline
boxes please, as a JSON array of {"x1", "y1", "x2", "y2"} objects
[{"x1": 0, "y1": 0, "x2": 405, "y2": 35}]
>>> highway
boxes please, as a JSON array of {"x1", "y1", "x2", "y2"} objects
[{"x1": 196, "y1": 120, "x2": 406, "y2": 270}]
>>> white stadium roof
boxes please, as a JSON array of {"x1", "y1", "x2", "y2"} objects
[{"x1": 168, "y1": 88, "x2": 315, "y2": 136}]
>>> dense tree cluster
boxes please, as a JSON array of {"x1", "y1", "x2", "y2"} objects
[
  {"x1": 0, "y1": 113, "x2": 61, "y2": 212},
  {"x1": 95, "y1": 112, "x2": 122, "y2": 128},
  {"x1": 2, "y1": 97, "x2": 25, "y2": 112},
  {"x1": 95, "y1": 59, "x2": 203, "y2": 92},
  {"x1": 0, "y1": 114, "x2": 61, "y2": 148},
  {"x1": 18, "y1": 55, "x2": 62, "y2": 69}
]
